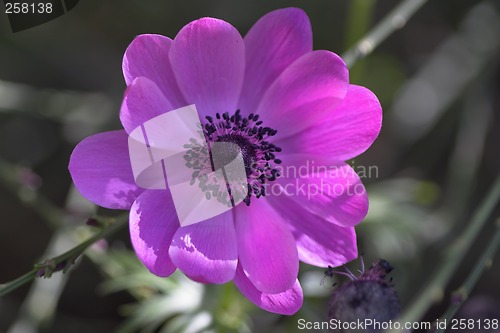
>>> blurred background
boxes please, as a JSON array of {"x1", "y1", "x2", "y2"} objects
[{"x1": 0, "y1": 0, "x2": 499, "y2": 332}]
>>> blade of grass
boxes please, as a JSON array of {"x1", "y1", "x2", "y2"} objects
[
  {"x1": 343, "y1": 0, "x2": 428, "y2": 68},
  {"x1": 435, "y1": 219, "x2": 500, "y2": 333},
  {"x1": 392, "y1": 175, "x2": 500, "y2": 328}
]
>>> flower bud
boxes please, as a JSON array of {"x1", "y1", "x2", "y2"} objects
[{"x1": 328, "y1": 259, "x2": 400, "y2": 333}]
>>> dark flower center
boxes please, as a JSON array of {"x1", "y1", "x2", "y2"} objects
[
  {"x1": 184, "y1": 110, "x2": 281, "y2": 206},
  {"x1": 211, "y1": 134, "x2": 256, "y2": 175}
]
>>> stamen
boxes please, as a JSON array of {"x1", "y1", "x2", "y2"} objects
[{"x1": 183, "y1": 110, "x2": 282, "y2": 206}]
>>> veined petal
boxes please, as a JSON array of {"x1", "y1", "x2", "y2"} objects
[
  {"x1": 69, "y1": 130, "x2": 142, "y2": 209},
  {"x1": 239, "y1": 7, "x2": 312, "y2": 114},
  {"x1": 169, "y1": 210, "x2": 238, "y2": 284},
  {"x1": 120, "y1": 77, "x2": 174, "y2": 134},
  {"x1": 267, "y1": 194, "x2": 358, "y2": 267},
  {"x1": 274, "y1": 163, "x2": 368, "y2": 227},
  {"x1": 123, "y1": 34, "x2": 186, "y2": 108},
  {"x1": 235, "y1": 199, "x2": 298, "y2": 294},
  {"x1": 278, "y1": 85, "x2": 382, "y2": 163},
  {"x1": 130, "y1": 190, "x2": 178, "y2": 277},
  {"x1": 170, "y1": 18, "x2": 245, "y2": 120},
  {"x1": 256, "y1": 50, "x2": 348, "y2": 139},
  {"x1": 234, "y1": 264, "x2": 303, "y2": 315}
]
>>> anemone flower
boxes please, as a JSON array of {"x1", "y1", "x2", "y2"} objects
[{"x1": 69, "y1": 7, "x2": 382, "y2": 315}]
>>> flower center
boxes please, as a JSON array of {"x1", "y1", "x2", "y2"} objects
[{"x1": 184, "y1": 110, "x2": 281, "y2": 206}]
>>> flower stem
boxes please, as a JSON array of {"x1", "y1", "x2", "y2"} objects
[
  {"x1": 343, "y1": 0, "x2": 376, "y2": 83},
  {"x1": 342, "y1": 0, "x2": 428, "y2": 68},
  {"x1": 435, "y1": 219, "x2": 500, "y2": 333},
  {"x1": 344, "y1": 0, "x2": 376, "y2": 51},
  {"x1": 394, "y1": 174, "x2": 500, "y2": 327},
  {"x1": 0, "y1": 214, "x2": 128, "y2": 298},
  {"x1": 0, "y1": 270, "x2": 38, "y2": 298}
]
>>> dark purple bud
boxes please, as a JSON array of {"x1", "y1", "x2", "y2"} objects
[
  {"x1": 328, "y1": 259, "x2": 400, "y2": 333},
  {"x1": 36, "y1": 268, "x2": 45, "y2": 277},
  {"x1": 85, "y1": 217, "x2": 101, "y2": 227},
  {"x1": 36, "y1": 259, "x2": 71, "y2": 277}
]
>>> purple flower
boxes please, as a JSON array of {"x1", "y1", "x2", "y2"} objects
[{"x1": 69, "y1": 8, "x2": 382, "y2": 315}]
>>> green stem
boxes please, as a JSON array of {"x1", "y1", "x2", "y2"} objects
[
  {"x1": 343, "y1": 0, "x2": 376, "y2": 83},
  {"x1": 435, "y1": 220, "x2": 500, "y2": 333},
  {"x1": 395, "y1": 174, "x2": 500, "y2": 326},
  {"x1": 344, "y1": 0, "x2": 376, "y2": 50},
  {"x1": 0, "y1": 214, "x2": 128, "y2": 298},
  {"x1": 342, "y1": 0, "x2": 428, "y2": 68},
  {"x1": 0, "y1": 270, "x2": 39, "y2": 298}
]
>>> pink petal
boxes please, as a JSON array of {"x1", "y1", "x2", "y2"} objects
[
  {"x1": 234, "y1": 264, "x2": 303, "y2": 315},
  {"x1": 267, "y1": 194, "x2": 358, "y2": 267},
  {"x1": 120, "y1": 77, "x2": 174, "y2": 134},
  {"x1": 278, "y1": 84, "x2": 382, "y2": 163},
  {"x1": 234, "y1": 199, "x2": 298, "y2": 294},
  {"x1": 239, "y1": 7, "x2": 312, "y2": 114},
  {"x1": 169, "y1": 210, "x2": 237, "y2": 284},
  {"x1": 169, "y1": 18, "x2": 245, "y2": 119},
  {"x1": 274, "y1": 163, "x2": 368, "y2": 227},
  {"x1": 256, "y1": 50, "x2": 348, "y2": 139},
  {"x1": 123, "y1": 34, "x2": 186, "y2": 108},
  {"x1": 129, "y1": 190, "x2": 178, "y2": 277},
  {"x1": 69, "y1": 130, "x2": 143, "y2": 209}
]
